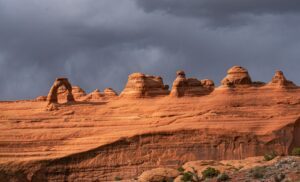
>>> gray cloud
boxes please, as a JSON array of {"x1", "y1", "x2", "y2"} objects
[
  {"x1": 136, "y1": 0, "x2": 300, "y2": 25},
  {"x1": 0, "y1": 0, "x2": 299, "y2": 100}
]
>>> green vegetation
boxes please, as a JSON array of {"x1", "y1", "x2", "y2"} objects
[
  {"x1": 292, "y1": 147, "x2": 300, "y2": 156},
  {"x1": 264, "y1": 151, "x2": 277, "y2": 161},
  {"x1": 217, "y1": 173, "x2": 230, "y2": 181},
  {"x1": 180, "y1": 167, "x2": 200, "y2": 182},
  {"x1": 114, "y1": 176, "x2": 122, "y2": 181},
  {"x1": 177, "y1": 166, "x2": 185, "y2": 173},
  {"x1": 181, "y1": 171, "x2": 194, "y2": 182},
  {"x1": 250, "y1": 166, "x2": 266, "y2": 179},
  {"x1": 201, "y1": 167, "x2": 220, "y2": 179}
]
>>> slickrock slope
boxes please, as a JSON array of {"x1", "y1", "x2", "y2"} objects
[
  {"x1": 139, "y1": 156, "x2": 300, "y2": 181},
  {"x1": 0, "y1": 66, "x2": 300, "y2": 181}
]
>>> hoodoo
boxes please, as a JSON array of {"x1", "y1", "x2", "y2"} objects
[
  {"x1": 120, "y1": 72, "x2": 169, "y2": 98},
  {"x1": 267, "y1": 70, "x2": 297, "y2": 88},
  {"x1": 46, "y1": 78, "x2": 75, "y2": 104},
  {"x1": 170, "y1": 70, "x2": 214, "y2": 97},
  {"x1": 170, "y1": 70, "x2": 187, "y2": 97},
  {"x1": 221, "y1": 66, "x2": 252, "y2": 87}
]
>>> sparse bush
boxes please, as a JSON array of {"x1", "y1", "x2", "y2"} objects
[
  {"x1": 180, "y1": 167, "x2": 201, "y2": 182},
  {"x1": 201, "y1": 167, "x2": 220, "y2": 179},
  {"x1": 274, "y1": 173, "x2": 285, "y2": 182},
  {"x1": 181, "y1": 171, "x2": 193, "y2": 182},
  {"x1": 217, "y1": 173, "x2": 230, "y2": 181},
  {"x1": 114, "y1": 176, "x2": 122, "y2": 181},
  {"x1": 264, "y1": 151, "x2": 277, "y2": 161},
  {"x1": 250, "y1": 166, "x2": 266, "y2": 179},
  {"x1": 292, "y1": 147, "x2": 300, "y2": 156},
  {"x1": 177, "y1": 166, "x2": 185, "y2": 173}
]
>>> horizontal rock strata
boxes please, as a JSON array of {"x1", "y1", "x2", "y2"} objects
[{"x1": 120, "y1": 73, "x2": 169, "y2": 98}]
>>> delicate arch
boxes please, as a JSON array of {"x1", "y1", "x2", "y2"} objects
[{"x1": 47, "y1": 78, "x2": 75, "y2": 104}]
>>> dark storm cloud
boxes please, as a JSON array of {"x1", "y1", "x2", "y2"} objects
[
  {"x1": 136, "y1": 0, "x2": 300, "y2": 25},
  {"x1": 0, "y1": 0, "x2": 299, "y2": 100}
]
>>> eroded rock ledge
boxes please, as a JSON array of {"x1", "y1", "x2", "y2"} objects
[{"x1": 1, "y1": 117, "x2": 299, "y2": 181}]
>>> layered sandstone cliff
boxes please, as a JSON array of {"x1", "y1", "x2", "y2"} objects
[{"x1": 0, "y1": 66, "x2": 300, "y2": 181}]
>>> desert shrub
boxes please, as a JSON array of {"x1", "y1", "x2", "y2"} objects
[
  {"x1": 274, "y1": 173, "x2": 285, "y2": 182},
  {"x1": 177, "y1": 166, "x2": 185, "y2": 173},
  {"x1": 201, "y1": 167, "x2": 220, "y2": 179},
  {"x1": 114, "y1": 176, "x2": 122, "y2": 181},
  {"x1": 250, "y1": 166, "x2": 266, "y2": 179},
  {"x1": 181, "y1": 171, "x2": 193, "y2": 182},
  {"x1": 217, "y1": 173, "x2": 230, "y2": 181},
  {"x1": 264, "y1": 151, "x2": 277, "y2": 161},
  {"x1": 292, "y1": 147, "x2": 300, "y2": 156}
]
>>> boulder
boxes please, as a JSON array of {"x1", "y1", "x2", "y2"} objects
[
  {"x1": 221, "y1": 66, "x2": 252, "y2": 87},
  {"x1": 170, "y1": 70, "x2": 215, "y2": 97},
  {"x1": 120, "y1": 73, "x2": 169, "y2": 98},
  {"x1": 267, "y1": 70, "x2": 297, "y2": 88},
  {"x1": 138, "y1": 168, "x2": 180, "y2": 182},
  {"x1": 103, "y1": 88, "x2": 118, "y2": 98}
]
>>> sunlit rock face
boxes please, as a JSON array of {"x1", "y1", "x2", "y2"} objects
[
  {"x1": 83, "y1": 89, "x2": 104, "y2": 101},
  {"x1": 103, "y1": 88, "x2": 118, "y2": 98},
  {"x1": 120, "y1": 72, "x2": 169, "y2": 98},
  {"x1": 221, "y1": 66, "x2": 252, "y2": 87},
  {"x1": 267, "y1": 70, "x2": 297, "y2": 88},
  {"x1": 170, "y1": 70, "x2": 214, "y2": 97},
  {"x1": 0, "y1": 66, "x2": 300, "y2": 181}
]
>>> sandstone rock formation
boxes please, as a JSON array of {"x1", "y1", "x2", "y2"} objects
[
  {"x1": 46, "y1": 78, "x2": 75, "y2": 104},
  {"x1": 120, "y1": 72, "x2": 169, "y2": 98},
  {"x1": 170, "y1": 70, "x2": 187, "y2": 97},
  {"x1": 83, "y1": 89, "x2": 104, "y2": 101},
  {"x1": 57, "y1": 85, "x2": 86, "y2": 101},
  {"x1": 140, "y1": 156, "x2": 300, "y2": 182},
  {"x1": 170, "y1": 70, "x2": 214, "y2": 97},
  {"x1": 103, "y1": 88, "x2": 118, "y2": 98},
  {"x1": 0, "y1": 66, "x2": 300, "y2": 181},
  {"x1": 267, "y1": 70, "x2": 297, "y2": 88},
  {"x1": 35, "y1": 95, "x2": 47, "y2": 101},
  {"x1": 138, "y1": 168, "x2": 179, "y2": 182},
  {"x1": 221, "y1": 66, "x2": 252, "y2": 87}
]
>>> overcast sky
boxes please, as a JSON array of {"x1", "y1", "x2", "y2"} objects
[{"x1": 0, "y1": 0, "x2": 300, "y2": 100}]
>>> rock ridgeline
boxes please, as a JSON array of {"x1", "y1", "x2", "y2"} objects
[{"x1": 39, "y1": 66, "x2": 299, "y2": 104}]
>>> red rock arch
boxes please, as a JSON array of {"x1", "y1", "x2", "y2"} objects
[{"x1": 47, "y1": 78, "x2": 75, "y2": 104}]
